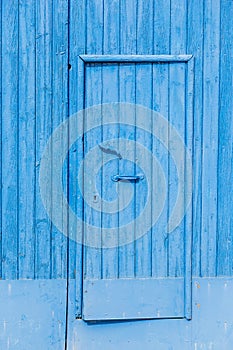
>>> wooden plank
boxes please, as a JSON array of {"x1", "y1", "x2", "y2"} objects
[
  {"x1": 18, "y1": 0, "x2": 36, "y2": 279},
  {"x1": 0, "y1": 0, "x2": 2, "y2": 278},
  {"x1": 151, "y1": 63, "x2": 169, "y2": 278},
  {"x1": 135, "y1": 63, "x2": 152, "y2": 278},
  {"x1": 168, "y1": 60, "x2": 186, "y2": 278},
  {"x1": 135, "y1": 0, "x2": 154, "y2": 277},
  {"x1": 101, "y1": 64, "x2": 119, "y2": 278},
  {"x1": 201, "y1": 0, "x2": 220, "y2": 276},
  {"x1": 118, "y1": 64, "x2": 136, "y2": 278},
  {"x1": 136, "y1": 0, "x2": 153, "y2": 55},
  {"x1": 152, "y1": 0, "x2": 170, "y2": 278},
  {"x1": 83, "y1": 65, "x2": 102, "y2": 280},
  {"x1": 83, "y1": 277, "x2": 184, "y2": 321},
  {"x1": 69, "y1": 0, "x2": 86, "y2": 318},
  {"x1": 217, "y1": 0, "x2": 233, "y2": 276},
  {"x1": 101, "y1": 0, "x2": 120, "y2": 279},
  {"x1": 81, "y1": 0, "x2": 104, "y2": 316},
  {"x1": 184, "y1": 58, "x2": 194, "y2": 319},
  {"x1": 1, "y1": 0, "x2": 19, "y2": 279},
  {"x1": 153, "y1": 0, "x2": 170, "y2": 55},
  {"x1": 83, "y1": 0, "x2": 104, "y2": 285},
  {"x1": 187, "y1": 0, "x2": 204, "y2": 277},
  {"x1": 120, "y1": 0, "x2": 137, "y2": 55},
  {"x1": 135, "y1": 0, "x2": 153, "y2": 277},
  {"x1": 35, "y1": 0, "x2": 53, "y2": 279},
  {"x1": 118, "y1": 0, "x2": 137, "y2": 278},
  {"x1": 103, "y1": 0, "x2": 120, "y2": 54},
  {"x1": 50, "y1": 0, "x2": 68, "y2": 279},
  {"x1": 74, "y1": 57, "x2": 85, "y2": 317},
  {"x1": 169, "y1": 0, "x2": 187, "y2": 277},
  {"x1": 86, "y1": 0, "x2": 103, "y2": 55},
  {"x1": 134, "y1": 0, "x2": 153, "y2": 278}
]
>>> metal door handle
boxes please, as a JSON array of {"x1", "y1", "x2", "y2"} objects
[{"x1": 111, "y1": 175, "x2": 144, "y2": 182}]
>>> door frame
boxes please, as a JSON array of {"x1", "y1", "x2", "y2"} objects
[{"x1": 75, "y1": 54, "x2": 194, "y2": 320}]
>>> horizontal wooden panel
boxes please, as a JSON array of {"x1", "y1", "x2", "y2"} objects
[{"x1": 83, "y1": 277, "x2": 184, "y2": 321}]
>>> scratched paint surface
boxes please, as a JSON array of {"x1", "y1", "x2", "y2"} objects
[
  {"x1": 0, "y1": 0, "x2": 232, "y2": 348},
  {"x1": 0, "y1": 0, "x2": 231, "y2": 282},
  {"x1": 67, "y1": 278, "x2": 233, "y2": 350},
  {"x1": 0, "y1": 280, "x2": 66, "y2": 350},
  {"x1": 0, "y1": 278, "x2": 232, "y2": 350}
]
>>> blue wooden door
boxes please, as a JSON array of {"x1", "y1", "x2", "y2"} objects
[{"x1": 77, "y1": 55, "x2": 194, "y2": 321}]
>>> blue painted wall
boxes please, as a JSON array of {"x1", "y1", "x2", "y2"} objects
[
  {"x1": 1, "y1": 0, "x2": 69, "y2": 280},
  {"x1": 0, "y1": 0, "x2": 232, "y2": 349},
  {"x1": 0, "y1": 0, "x2": 232, "y2": 281}
]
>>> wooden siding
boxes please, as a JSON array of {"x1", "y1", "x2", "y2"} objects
[
  {"x1": 1, "y1": 0, "x2": 69, "y2": 279},
  {"x1": 0, "y1": 0, "x2": 232, "y2": 281}
]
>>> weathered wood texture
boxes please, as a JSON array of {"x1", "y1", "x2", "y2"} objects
[
  {"x1": 0, "y1": 0, "x2": 232, "y2": 282},
  {"x1": 68, "y1": 0, "x2": 233, "y2": 292},
  {"x1": 1, "y1": 0, "x2": 69, "y2": 279}
]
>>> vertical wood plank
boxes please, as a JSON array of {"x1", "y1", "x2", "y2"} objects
[
  {"x1": 153, "y1": 0, "x2": 170, "y2": 55},
  {"x1": 101, "y1": 0, "x2": 120, "y2": 279},
  {"x1": 101, "y1": 64, "x2": 119, "y2": 278},
  {"x1": 151, "y1": 63, "x2": 170, "y2": 278},
  {"x1": 169, "y1": 0, "x2": 187, "y2": 277},
  {"x1": 184, "y1": 57, "x2": 194, "y2": 319},
  {"x1": 187, "y1": 0, "x2": 204, "y2": 277},
  {"x1": 217, "y1": 0, "x2": 233, "y2": 276},
  {"x1": 18, "y1": 1, "x2": 36, "y2": 278},
  {"x1": 152, "y1": 0, "x2": 170, "y2": 278},
  {"x1": 136, "y1": 0, "x2": 153, "y2": 56},
  {"x1": 86, "y1": 0, "x2": 103, "y2": 55},
  {"x1": 83, "y1": 66, "x2": 102, "y2": 279},
  {"x1": 0, "y1": 0, "x2": 2, "y2": 278},
  {"x1": 1, "y1": 0, "x2": 19, "y2": 279},
  {"x1": 135, "y1": 64, "x2": 152, "y2": 277},
  {"x1": 201, "y1": 0, "x2": 220, "y2": 276},
  {"x1": 51, "y1": 0, "x2": 68, "y2": 279},
  {"x1": 74, "y1": 57, "x2": 85, "y2": 317},
  {"x1": 134, "y1": 0, "x2": 153, "y2": 278},
  {"x1": 103, "y1": 0, "x2": 120, "y2": 54},
  {"x1": 83, "y1": 65, "x2": 102, "y2": 280},
  {"x1": 69, "y1": 0, "x2": 86, "y2": 317},
  {"x1": 168, "y1": 61, "x2": 186, "y2": 278},
  {"x1": 35, "y1": 0, "x2": 53, "y2": 279},
  {"x1": 120, "y1": 0, "x2": 137, "y2": 55},
  {"x1": 118, "y1": 64, "x2": 136, "y2": 278},
  {"x1": 118, "y1": 0, "x2": 137, "y2": 278},
  {"x1": 84, "y1": 0, "x2": 104, "y2": 282}
]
